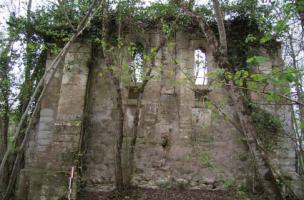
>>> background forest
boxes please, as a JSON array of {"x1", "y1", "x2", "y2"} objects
[{"x1": 0, "y1": 0, "x2": 304, "y2": 199}]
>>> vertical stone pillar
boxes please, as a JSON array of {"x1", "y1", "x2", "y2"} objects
[
  {"x1": 18, "y1": 42, "x2": 91, "y2": 200},
  {"x1": 141, "y1": 31, "x2": 163, "y2": 139},
  {"x1": 156, "y1": 33, "x2": 179, "y2": 140},
  {"x1": 52, "y1": 42, "x2": 91, "y2": 168},
  {"x1": 176, "y1": 32, "x2": 194, "y2": 140},
  {"x1": 29, "y1": 53, "x2": 65, "y2": 168},
  {"x1": 16, "y1": 53, "x2": 65, "y2": 200}
]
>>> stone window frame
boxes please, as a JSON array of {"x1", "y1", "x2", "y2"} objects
[
  {"x1": 194, "y1": 48, "x2": 208, "y2": 86},
  {"x1": 190, "y1": 39, "x2": 211, "y2": 108},
  {"x1": 129, "y1": 43, "x2": 144, "y2": 85}
]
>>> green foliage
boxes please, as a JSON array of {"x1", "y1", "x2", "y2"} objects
[
  {"x1": 245, "y1": 34, "x2": 256, "y2": 43},
  {"x1": 260, "y1": 32, "x2": 272, "y2": 44},
  {"x1": 136, "y1": 3, "x2": 179, "y2": 22},
  {"x1": 250, "y1": 106, "x2": 283, "y2": 151},
  {"x1": 134, "y1": 2, "x2": 192, "y2": 30},
  {"x1": 208, "y1": 68, "x2": 226, "y2": 79},
  {"x1": 199, "y1": 152, "x2": 215, "y2": 168},
  {"x1": 207, "y1": 63, "x2": 298, "y2": 104},
  {"x1": 246, "y1": 56, "x2": 267, "y2": 65},
  {"x1": 0, "y1": 45, "x2": 12, "y2": 106},
  {"x1": 6, "y1": 0, "x2": 96, "y2": 52},
  {"x1": 233, "y1": 69, "x2": 249, "y2": 86},
  {"x1": 225, "y1": 16, "x2": 261, "y2": 70}
]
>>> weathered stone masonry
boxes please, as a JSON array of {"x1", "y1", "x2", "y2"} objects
[
  {"x1": 17, "y1": 43, "x2": 91, "y2": 199},
  {"x1": 16, "y1": 32, "x2": 298, "y2": 199}
]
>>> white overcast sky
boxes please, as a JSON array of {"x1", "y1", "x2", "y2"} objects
[{"x1": 0, "y1": 0, "x2": 52, "y2": 35}]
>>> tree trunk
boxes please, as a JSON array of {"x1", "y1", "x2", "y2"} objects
[
  {"x1": 113, "y1": 79, "x2": 125, "y2": 193},
  {"x1": 1, "y1": 111, "x2": 9, "y2": 159},
  {"x1": 126, "y1": 42, "x2": 164, "y2": 188},
  {"x1": 0, "y1": 118, "x2": 8, "y2": 196},
  {"x1": 211, "y1": 0, "x2": 227, "y2": 57},
  {"x1": 101, "y1": 1, "x2": 125, "y2": 192}
]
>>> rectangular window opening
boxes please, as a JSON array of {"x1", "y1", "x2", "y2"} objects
[{"x1": 194, "y1": 49, "x2": 208, "y2": 85}]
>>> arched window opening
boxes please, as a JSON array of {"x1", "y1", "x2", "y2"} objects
[
  {"x1": 194, "y1": 49, "x2": 208, "y2": 85},
  {"x1": 130, "y1": 50, "x2": 143, "y2": 84}
]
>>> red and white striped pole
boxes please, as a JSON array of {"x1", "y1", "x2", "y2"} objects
[{"x1": 68, "y1": 166, "x2": 75, "y2": 200}]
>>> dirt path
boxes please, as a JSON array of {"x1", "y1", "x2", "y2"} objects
[{"x1": 78, "y1": 188, "x2": 238, "y2": 200}]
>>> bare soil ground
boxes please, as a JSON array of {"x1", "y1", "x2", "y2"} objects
[{"x1": 78, "y1": 188, "x2": 238, "y2": 200}]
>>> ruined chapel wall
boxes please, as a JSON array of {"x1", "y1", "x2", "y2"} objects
[
  {"x1": 82, "y1": 32, "x2": 252, "y2": 192},
  {"x1": 18, "y1": 31, "x2": 299, "y2": 199}
]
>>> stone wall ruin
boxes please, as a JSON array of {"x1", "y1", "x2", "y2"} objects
[{"x1": 15, "y1": 31, "x2": 298, "y2": 199}]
